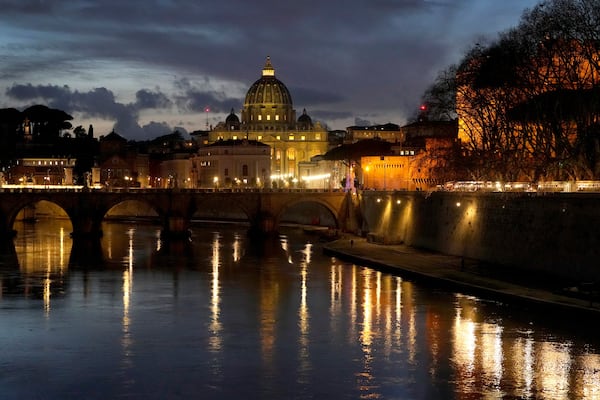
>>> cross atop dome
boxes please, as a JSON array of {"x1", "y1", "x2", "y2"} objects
[{"x1": 262, "y1": 56, "x2": 275, "y2": 77}]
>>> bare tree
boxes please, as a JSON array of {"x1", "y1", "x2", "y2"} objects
[
  {"x1": 446, "y1": 0, "x2": 600, "y2": 181},
  {"x1": 417, "y1": 66, "x2": 458, "y2": 122}
]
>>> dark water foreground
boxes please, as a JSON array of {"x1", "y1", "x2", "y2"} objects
[{"x1": 0, "y1": 220, "x2": 599, "y2": 399}]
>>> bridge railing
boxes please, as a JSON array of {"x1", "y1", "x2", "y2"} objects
[
  {"x1": 90, "y1": 187, "x2": 346, "y2": 194},
  {"x1": 0, "y1": 186, "x2": 346, "y2": 194}
]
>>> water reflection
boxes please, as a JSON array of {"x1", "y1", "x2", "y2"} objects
[
  {"x1": 297, "y1": 243, "x2": 311, "y2": 385},
  {"x1": 449, "y1": 293, "x2": 600, "y2": 399},
  {"x1": 210, "y1": 232, "x2": 222, "y2": 352},
  {"x1": 1, "y1": 222, "x2": 600, "y2": 399},
  {"x1": 9, "y1": 220, "x2": 72, "y2": 312}
]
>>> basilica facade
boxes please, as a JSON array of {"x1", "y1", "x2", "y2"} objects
[{"x1": 208, "y1": 57, "x2": 329, "y2": 182}]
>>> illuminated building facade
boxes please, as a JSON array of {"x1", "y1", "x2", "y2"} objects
[
  {"x1": 360, "y1": 121, "x2": 459, "y2": 191},
  {"x1": 7, "y1": 157, "x2": 76, "y2": 186},
  {"x1": 346, "y1": 123, "x2": 404, "y2": 144},
  {"x1": 208, "y1": 57, "x2": 329, "y2": 179},
  {"x1": 191, "y1": 139, "x2": 271, "y2": 188},
  {"x1": 98, "y1": 131, "x2": 149, "y2": 187}
]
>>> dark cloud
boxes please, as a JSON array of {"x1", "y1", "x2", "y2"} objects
[
  {"x1": 135, "y1": 89, "x2": 172, "y2": 110},
  {"x1": 311, "y1": 110, "x2": 354, "y2": 123},
  {"x1": 6, "y1": 83, "x2": 70, "y2": 102},
  {"x1": 5, "y1": 84, "x2": 180, "y2": 140},
  {"x1": 354, "y1": 117, "x2": 373, "y2": 126},
  {"x1": 173, "y1": 78, "x2": 241, "y2": 114},
  {"x1": 0, "y1": 0, "x2": 539, "y2": 134},
  {"x1": 290, "y1": 87, "x2": 345, "y2": 106}
]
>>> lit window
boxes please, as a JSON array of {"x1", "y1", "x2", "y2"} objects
[
  {"x1": 258, "y1": 115, "x2": 262, "y2": 121},
  {"x1": 289, "y1": 135, "x2": 294, "y2": 140},
  {"x1": 257, "y1": 135, "x2": 263, "y2": 140},
  {"x1": 267, "y1": 115, "x2": 271, "y2": 121},
  {"x1": 315, "y1": 133, "x2": 321, "y2": 140},
  {"x1": 276, "y1": 135, "x2": 281, "y2": 140},
  {"x1": 301, "y1": 135, "x2": 305, "y2": 140},
  {"x1": 233, "y1": 135, "x2": 238, "y2": 140},
  {"x1": 287, "y1": 148, "x2": 296, "y2": 161},
  {"x1": 275, "y1": 115, "x2": 279, "y2": 121}
]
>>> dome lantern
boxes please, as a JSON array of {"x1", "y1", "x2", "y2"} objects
[
  {"x1": 262, "y1": 56, "x2": 275, "y2": 77},
  {"x1": 242, "y1": 56, "x2": 295, "y2": 129}
]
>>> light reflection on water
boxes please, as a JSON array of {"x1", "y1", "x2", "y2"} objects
[{"x1": 0, "y1": 221, "x2": 599, "y2": 399}]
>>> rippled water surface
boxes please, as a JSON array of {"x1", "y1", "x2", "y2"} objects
[{"x1": 1, "y1": 220, "x2": 599, "y2": 399}]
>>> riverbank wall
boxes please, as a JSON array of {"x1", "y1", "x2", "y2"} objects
[{"x1": 358, "y1": 191, "x2": 600, "y2": 282}]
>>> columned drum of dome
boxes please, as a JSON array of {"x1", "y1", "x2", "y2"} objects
[{"x1": 241, "y1": 56, "x2": 296, "y2": 130}]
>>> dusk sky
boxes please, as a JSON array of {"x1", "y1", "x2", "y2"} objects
[{"x1": 0, "y1": 0, "x2": 540, "y2": 140}]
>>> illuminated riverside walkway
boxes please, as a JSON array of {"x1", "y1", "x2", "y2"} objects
[{"x1": 0, "y1": 187, "x2": 352, "y2": 238}]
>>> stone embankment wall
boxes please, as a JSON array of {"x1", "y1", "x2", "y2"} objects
[{"x1": 359, "y1": 191, "x2": 600, "y2": 282}]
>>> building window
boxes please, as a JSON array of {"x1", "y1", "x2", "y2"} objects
[
  {"x1": 267, "y1": 115, "x2": 271, "y2": 121},
  {"x1": 289, "y1": 135, "x2": 294, "y2": 141},
  {"x1": 224, "y1": 168, "x2": 229, "y2": 176},
  {"x1": 257, "y1": 135, "x2": 262, "y2": 140},
  {"x1": 287, "y1": 148, "x2": 296, "y2": 161},
  {"x1": 233, "y1": 135, "x2": 238, "y2": 140},
  {"x1": 242, "y1": 165, "x2": 248, "y2": 176},
  {"x1": 276, "y1": 135, "x2": 281, "y2": 140},
  {"x1": 258, "y1": 115, "x2": 262, "y2": 121},
  {"x1": 275, "y1": 115, "x2": 279, "y2": 121},
  {"x1": 315, "y1": 133, "x2": 321, "y2": 140},
  {"x1": 300, "y1": 135, "x2": 305, "y2": 140}
]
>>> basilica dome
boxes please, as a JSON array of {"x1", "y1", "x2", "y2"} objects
[{"x1": 241, "y1": 57, "x2": 296, "y2": 129}]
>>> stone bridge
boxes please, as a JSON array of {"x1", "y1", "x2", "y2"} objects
[{"x1": 0, "y1": 188, "x2": 356, "y2": 239}]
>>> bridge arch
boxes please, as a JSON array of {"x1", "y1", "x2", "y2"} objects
[
  {"x1": 7, "y1": 197, "x2": 73, "y2": 235},
  {"x1": 191, "y1": 194, "x2": 254, "y2": 225},
  {"x1": 104, "y1": 199, "x2": 160, "y2": 222},
  {"x1": 275, "y1": 197, "x2": 340, "y2": 229}
]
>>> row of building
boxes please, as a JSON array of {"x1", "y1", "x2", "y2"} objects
[{"x1": 3, "y1": 57, "x2": 458, "y2": 191}]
